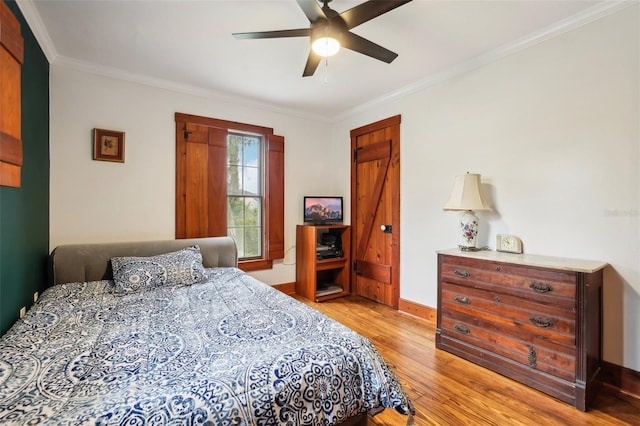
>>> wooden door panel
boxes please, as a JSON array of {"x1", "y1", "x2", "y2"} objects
[
  {"x1": 355, "y1": 259, "x2": 391, "y2": 283},
  {"x1": 356, "y1": 157, "x2": 392, "y2": 271},
  {"x1": 358, "y1": 276, "x2": 385, "y2": 303},
  {"x1": 351, "y1": 116, "x2": 401, "y2": 308},
  {"x1": 355, "y1": 140, "x2": 390, "y2": 257}
]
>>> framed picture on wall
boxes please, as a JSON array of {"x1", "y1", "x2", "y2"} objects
[{"x1": 93, "y1": 128, "x2": 125, "y2": 163}]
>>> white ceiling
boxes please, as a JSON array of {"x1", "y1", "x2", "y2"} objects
[{"x1": 18, "y1": 0, "x2": 627, "y2": 121}]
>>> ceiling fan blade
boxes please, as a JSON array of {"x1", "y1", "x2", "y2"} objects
[
  {"x1": 296, "y1": 0, "x2": 326, "y2": 23},
  {"x1": 340, "y1": 0, "x2": 412, "y2": 30},
  {"x1": 302, "y1": 51, "x2": 322, "y2": 77},
  {"x1": 341, "y1": 31, "x2": 398, "y2": 63},
  {"x1": 233, "y1": 28, "x2": 311, "y2": 40}
]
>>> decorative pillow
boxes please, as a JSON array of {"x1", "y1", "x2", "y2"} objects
[{"x1": 111, "y1": 246, "x2": 206, "y2": 294}]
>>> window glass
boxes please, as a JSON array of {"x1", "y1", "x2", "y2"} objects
[{"x1": 227, "y1": 133, "x2": 262, "y2": 259}]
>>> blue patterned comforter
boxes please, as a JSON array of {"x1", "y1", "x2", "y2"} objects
[{"x1": 0, "y1": 268, "x2": 413, "y2": 425}]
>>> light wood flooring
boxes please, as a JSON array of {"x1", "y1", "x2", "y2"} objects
[{"x1": 294, "y1": 295, "x2": 640, "y2": 426}]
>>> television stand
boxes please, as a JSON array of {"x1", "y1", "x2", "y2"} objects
[{"x1": 296, "y1": 224, "x2": 351, "y2": 302}]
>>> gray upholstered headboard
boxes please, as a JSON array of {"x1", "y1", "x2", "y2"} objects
[{"x1": 50, "y1": 237, "x2": 238, "y2": 285}]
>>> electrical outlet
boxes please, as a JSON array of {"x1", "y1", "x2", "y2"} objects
[
  {"x1": 19, "y1": 307, "x2": 26, "y2": 319},
  {"x1": 33, "y1": 292, "x2": 39, "y2": 303}
]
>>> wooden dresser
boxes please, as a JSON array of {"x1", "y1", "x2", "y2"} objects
[{"x1": 436, "y1": 249, "x2": 606, "y2": 411}]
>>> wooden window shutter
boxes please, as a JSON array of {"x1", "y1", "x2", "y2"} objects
[
  {"x1": 265, "y1": 134, "x2": 285, "y2": 260},
  {"x1": 0, "y1": 1, "x2": 24, "y2": 187},
  {"x1": 176, "y1": 121, "x2": 226, "y2": 238},
  {"x1": 176, "y1": 112, "x2": 285, "y2": 266},
  {"x1": 205, "y1": 126, "x2": 228, "y2": 237}
]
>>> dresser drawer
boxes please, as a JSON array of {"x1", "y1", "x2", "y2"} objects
[
  {"x1": 441, "y1": 282, "x2": 576, "y2": 344},
  {"x1": 440, "y1": 255, "x2": 576, "y2": 307},
  {"x1": 440, "y1": 314, "x2": 576, "y2": 381}
]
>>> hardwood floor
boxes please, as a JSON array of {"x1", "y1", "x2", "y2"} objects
[{"x1": 294, "y1": 295, "x2": 640, "y2": 426}]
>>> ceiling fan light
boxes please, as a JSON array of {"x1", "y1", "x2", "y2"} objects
[{"x1": 312, "y1": 36, "x2": 341, "y2": 57}]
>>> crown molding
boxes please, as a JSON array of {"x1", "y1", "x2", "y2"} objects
[
  {"x1": 52, "y1": 56, "x2": 333, "y2": 124},
  {"x1": 334, "y1": 0, "x2": 637, "y2": 122},
  {"x1": 15, "y1": 0, "x2": 330, "y2": 123},
  {"x1": 16, "y1": 0, "x2": 635, "y2": 123},
  {"x1": 15, "y1": 0, "x2": 57, "y2": 63}
]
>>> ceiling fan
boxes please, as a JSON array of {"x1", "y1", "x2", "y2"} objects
[{"x1": 232, "y1": 0, "x2": 413, "y2": 77}]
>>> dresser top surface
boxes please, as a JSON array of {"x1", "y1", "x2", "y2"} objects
[{"x1": 437, "y1": 248, "x2": 607, "y2": 273}]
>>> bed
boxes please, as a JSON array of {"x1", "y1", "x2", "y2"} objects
[{"x1": 0, "y1": 237, "x2": 414, "y2": 425}]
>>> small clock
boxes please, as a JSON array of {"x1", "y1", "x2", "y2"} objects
[{"x1": 496, "y1": 234, "x2": 523, "y2": 253}]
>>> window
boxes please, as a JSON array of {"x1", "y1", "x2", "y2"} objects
[
  {"x1": 227, "y1": 132, "x2": 263, "y2": 259},
  {"x1": 175, "y1": 113, "x2": 284, "y2": 271}
]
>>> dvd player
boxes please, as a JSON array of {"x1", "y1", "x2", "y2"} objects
[{"x1": 316, "y1": 249, "x2": 343, "y2": 260}]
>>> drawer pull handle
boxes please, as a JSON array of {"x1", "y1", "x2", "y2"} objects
[
  {"x1": 529, "y1": 281, "x2": 553, "y2": 293},
  {"x1": 528, "y1": 346, "x2": 537, "y2": 368},
  {"x1": 454, "y1": 324, "x2": 470, "y2": 334},
  {"x1": 454, "y1": 269, "x2": 470, "y2": 278},
  {"x1": 529, "y1": 315, "x2": 553, "y2": 328},
  {"x1": 454, "y1": 296, "x2": 470, "y2": 304}
]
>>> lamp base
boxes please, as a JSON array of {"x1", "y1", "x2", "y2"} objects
[
  {"x1": 457, "y1": 210, "x2": 480, "y2": 249},
  {"x1": 458, "y1": 245, "x2": 485, "y2": 252}
]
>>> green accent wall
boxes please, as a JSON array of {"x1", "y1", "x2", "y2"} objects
[{"x1": 0, "y1": 1, "x2": 49, "y2": 335}]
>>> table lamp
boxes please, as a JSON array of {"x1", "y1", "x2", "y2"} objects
[{"x1": 444, "y1": 172, "x2": 491, "y2": 250}]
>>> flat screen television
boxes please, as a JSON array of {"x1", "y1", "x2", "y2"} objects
[{"x1": 303, "y1": 196, "x2": 343, "y2": 224}]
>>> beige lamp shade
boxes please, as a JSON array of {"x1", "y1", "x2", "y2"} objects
[{"x1": 443, "y1": 173, "x2": 491, "y2": 211}]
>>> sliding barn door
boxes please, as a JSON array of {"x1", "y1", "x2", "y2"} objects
[{"x1": 351, "y1": 115, "x2": 401, "y2": 308}]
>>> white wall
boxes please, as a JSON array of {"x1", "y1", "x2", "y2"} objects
[
  {"x1": 332, "y1": 5, "x2": 639, "y2": 370},
  {"x1": 49, "y1": 67, "x2": 343, "y2": 286},
  {"x1": 51, "y1": 5, "x2": 639, "y2": 370}
]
